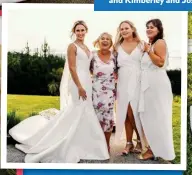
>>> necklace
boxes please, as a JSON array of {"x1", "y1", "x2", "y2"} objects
[{"x1": 75, "y1": 41, "x2": 87, "y2": 50}]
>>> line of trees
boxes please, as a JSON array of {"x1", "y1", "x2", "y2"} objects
[
  {"x1": 8, "y1": 41, "x2": 181, "y2": 96},
  {"x1": 189, "y1": 12, "x2": 192, "y2": 38},
  {"x1": 8, "y1": 40, "x2": 65, "y2": 96}
]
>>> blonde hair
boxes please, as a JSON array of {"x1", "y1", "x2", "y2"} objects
[
  {"x1": 114, "y1": 20, "x2": 141, "y2": 51},
  {"x1": 70, "y1": 20, "x2": 88, "y2": 39},
  {"x1": 93, "y1": 32, "x2": 113, "y2": 49}
]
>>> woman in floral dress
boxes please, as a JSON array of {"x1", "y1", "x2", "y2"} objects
[{"x1": 90, "y1": 32, "x2": 117, "y2": 153}]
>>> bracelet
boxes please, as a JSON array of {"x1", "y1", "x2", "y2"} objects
[{"x1": 147, "y1": 47, "x2": 151, "y2": 53}]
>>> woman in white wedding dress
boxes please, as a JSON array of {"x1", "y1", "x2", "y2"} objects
[
  {"x1": 137, "y1": 19, "x2": 175, "y2": 161},
  {"x1": 8, "y1": 20, "x2": 109, "y2": 163},
  {"x1": 114, "y1": 20, "x2": 145, "y2": 155}
]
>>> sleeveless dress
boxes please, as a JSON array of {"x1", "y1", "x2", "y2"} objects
[
  {"x1": 90, "y1": 51, "x2": 116, "y2": 133},
  {"x1": 138, "y1": 40, "x2": 175, "y2": 160},
  {"x1": 115, "y1": 43, "x2": 144, "y2": 144},
  {"x1": 9, "y1": 43, "x2": 109, "y2": 163}
]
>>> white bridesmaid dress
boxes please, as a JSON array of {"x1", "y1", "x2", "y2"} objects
[
  {"x1": 115, "y1": 43, "x2": 145, "y2": 146},
  {"x1": 138, "y1": 39, "x2": 175, "y2": 160},
  {"x1": 9, "y1": 43, "x2": 109, "y2": 163}
]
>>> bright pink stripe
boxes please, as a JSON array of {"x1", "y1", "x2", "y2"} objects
[{"x1": 17, "y1": 169, "x2": 23, "y2": 175}]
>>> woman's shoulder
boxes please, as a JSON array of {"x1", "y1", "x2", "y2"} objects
[
  {"x1": 91, "y1": 50, "x2": 98, "y2": 57},
  {"x1": 90, "y1": 50, "x2": 98, "y2": 61},
  {"x1": 153, "y1": 39, "x2": 167, "y2": 50},
  {"x1": 67, "y1": 42, "x2": 77, "y2": 51},
  {"x1": 154, "y1": 39, "x2": 166, "y2": 46},
  {"x1": 136, "y1": 40, "x2": 145, "y2": 51},
  {"x1": 138, "y1": 40, "x2": 146, "y2": 46}
]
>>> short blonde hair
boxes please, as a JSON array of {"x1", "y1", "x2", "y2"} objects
[
  {"x1": 70, "y1": 20, "x2": 88, "y2": 39},
  {"x1": 93, "y1": 32, "x2": 113, "y2": 49}
]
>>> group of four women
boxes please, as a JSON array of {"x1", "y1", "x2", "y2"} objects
[{"x1": 9, "y1": 18, "x2": 175, "y2": 163}]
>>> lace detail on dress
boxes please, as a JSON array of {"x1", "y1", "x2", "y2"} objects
[{"x1": 39, "y1": 108, "x2": 59, "y2": 120}]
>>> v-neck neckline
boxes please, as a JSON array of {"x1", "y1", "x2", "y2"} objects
[
  {"x1": 74, "y1": 42, "x2": 90, "y2": 58},
  {"x1": 120, "y1": 43, "x2": 139, "y2": 56},
  {"x1": 96, "y1": 51, "x2": 112, "y2": 64}
]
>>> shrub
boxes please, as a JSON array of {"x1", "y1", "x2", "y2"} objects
[{"x1": 7, "y1": 111, "x2": 21, "y2": 131}]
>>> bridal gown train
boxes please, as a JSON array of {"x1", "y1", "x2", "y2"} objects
[{"x1": 9, "y1": 43, "x2": 109, "y2": 163}]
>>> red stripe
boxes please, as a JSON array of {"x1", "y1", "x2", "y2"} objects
[
  {"x1": 0, "y1": 10, "x2": 2, "y2": 16},
  {"x1": 17, "y1": 169, "x2": 23, "y2": 175}
]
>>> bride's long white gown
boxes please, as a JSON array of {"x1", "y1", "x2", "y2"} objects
[{"x1": 9, "y1": 43, "x2": 109, "y2": 163}]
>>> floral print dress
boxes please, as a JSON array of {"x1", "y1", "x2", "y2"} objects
[{"x1": 90, "y1": 51, "x2": 116, "y2": 133}]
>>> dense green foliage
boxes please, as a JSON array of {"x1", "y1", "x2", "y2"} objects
[
  {"x1": 8, "y1": 41, "x2": 181, "y2": 96},
  {"x1": 185, "y1": 52, "x2": 192, "y2": 174},
  {"x1": 8, "y1": 41, "x2": 65, "y2": 95}
]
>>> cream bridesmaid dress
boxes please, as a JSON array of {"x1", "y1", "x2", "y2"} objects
[
  {"x1": 138, "y1": 39, "x2": 175, "y2": 160},
  {"x1": 9, "y1": 43, "x2": 109, "y2": 163},
  {"x1": 115, "y1": 43, "x2": 145, "y2": 146}
]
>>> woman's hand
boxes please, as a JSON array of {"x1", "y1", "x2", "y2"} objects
[
  {"x1": 113, "y1": 72, "x2": 118, "y2": 80},
  {"x1": 143, "y1": 42, "x2": 151, "y2": 53},
  {"x1": 78, "y1": 87, "x2": 87, "y2": 100}
]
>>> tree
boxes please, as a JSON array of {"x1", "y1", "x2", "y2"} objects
[
  {"x1": 48, "y1": 80, "x2": 59, "y2": 95},
  {"x1": 41, "y1": 38, "x2": 50, "y2": 58},
  {"x1": 24, "y1": 41, "x2": 30, "y2": 56},
  {"x1": 8, "y1": 40, "x2": 64, "y2": 96},
  {"x1": 188, "y1": 12, "x2": 192, "y2": 38},
  {"x1": 188, "y1": 53, "x2": 192, "y2": 102}
]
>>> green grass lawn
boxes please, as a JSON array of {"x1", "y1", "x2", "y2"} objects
[
  {"x1": 184, "y1": 98, "x2": 192, "y2": 175},
  {"x1": 184, "y1": 107, "x2": 192, "y2": 175},
  {"x1": 7, "y1": 95, "x2": 60, "y2": 120},
  {"x1": 7, "y1": 94, "x2": 181, "y2": 164}
]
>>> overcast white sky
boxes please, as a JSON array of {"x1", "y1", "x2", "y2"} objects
[{"x1": 3, "y1": 5, "x2": 186, "y2": 69}]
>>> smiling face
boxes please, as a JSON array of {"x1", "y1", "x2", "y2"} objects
[
  {"x1": 74, "y1": 24, "x2": 87, "y2": 41},
  {"x1": 120, "y1": 22, "x2": 134, "y2": 39},
  {"x1": 98, "y1": 33, "x2": 112, "y2": 50},
  {"x1": 146, "y1": 22, "x2": 159, "y2": 40}
]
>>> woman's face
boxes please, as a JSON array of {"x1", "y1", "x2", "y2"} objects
[
  {"x1": 146, "y1": 22, "x2": 159, "y2": 40},
  {"x1": 74, "y1": 24, "x2": 87, "y2": 41},
  {"x1": 98, "y1": 34, "x2": 112, "y2": 50},
  {"x1": 120, "y1": 22, "x2": 134, "y2": 39}
]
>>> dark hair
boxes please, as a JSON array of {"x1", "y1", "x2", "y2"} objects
[{"x1": 146, "y1": 19, "x2": 164, "y2": 45}]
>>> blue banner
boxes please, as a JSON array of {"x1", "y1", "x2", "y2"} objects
[
  {"x1": 94, "y1": 0, "x2": 192, "y2": 11},
  {"x1": 24, "y1": 170, "x2": 184, "y2": 175}
]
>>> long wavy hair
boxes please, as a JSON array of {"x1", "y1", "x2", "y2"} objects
[{"x1": 113, "y1": 20, "x2": 141, "y2": 51}]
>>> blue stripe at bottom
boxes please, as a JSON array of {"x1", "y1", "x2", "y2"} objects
[{"x1": 24, "y1": 170, "x2": 183, "y2": 175}]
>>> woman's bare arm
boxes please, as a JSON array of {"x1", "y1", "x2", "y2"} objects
[
  {"x1": 67, "y1": 43, "x2": 82, "y2": 89},
  {"x1": 67, "y1": 43, "x2": 87, "y2": 100},
  {"x1": 147, "y1": 39, "x2": 166, "y2": 67}
]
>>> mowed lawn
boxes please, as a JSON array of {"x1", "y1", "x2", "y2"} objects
[
  {"x1": 8, "y1": 95, "x2": 60, "y2": 120},
  {"x1": 7, "y1": 94, "x2": 181, "y2": 164}
]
